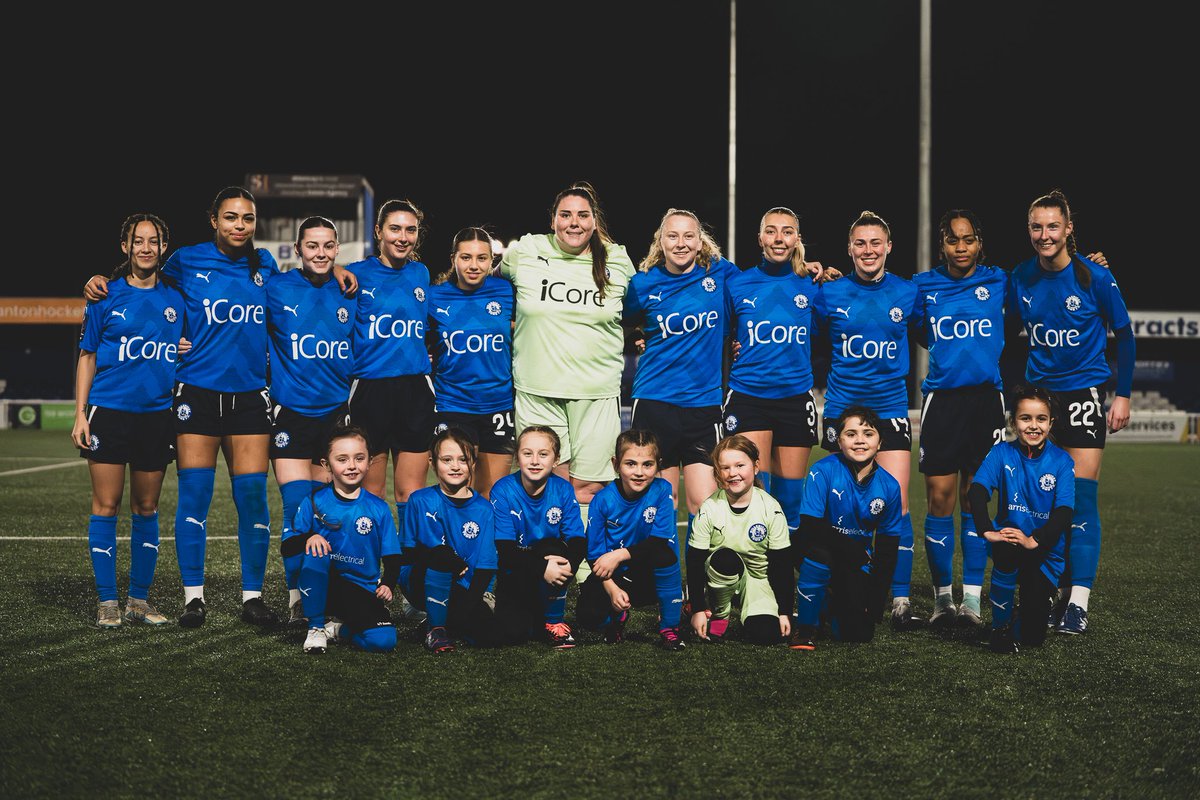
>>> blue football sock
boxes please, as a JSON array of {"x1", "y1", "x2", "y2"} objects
[
  {"x1": 1071, "y1": 478, "x2": 1101, "y2": 590},
  {"x1": 654, "y1": 561, "x2": 684, "y2": 629},
  {"x1": 891, "y1": 513, "x2": 915, "y2": 598},
  {"x1": 989, "y1": 567, "x2": 1017, "y2": 629},
  {"x1": 299, "y1": 552, "x2": 331, "y2": 627},
  {"x1": 771, "y1": 475, "x2": 806, "y2": 533},
  {"x1": 425, "y1": 569, "x2": 453, "y2": 628},
  {"x1": 543, "y1": 581, "x2": 568, "y2": 624},
  {"x1": 279, "y1": 480, "x2": 311, "y2": 590},
  {"x1": 395, "y1": 502, "x2": 407, "y2": 535},
  {"x1": 128, "y1": 512, "x2": 159, "y2": 601},
  {"x1": 796, "y1": 558, "x2": 831, "y2": 628},
  {"x1": 231, "y1": 472, "x2": 270, "y2": 592},
  {"x1": 353, "y1": 626, "x2": 397, "y2": 653},
  {"x1": 759, "y1": 472, "x2": 773, "y2": 495},
  {"x1": 960, "y1": 512, "x2": 988, "y2": 588},
  {"x1": 175, "y1": 467, "x2": 215, "y2": 587},
  {"x1": 88, "y1": 514, "x2": 119, "y2": 602},
  {"x1": 924, "y1": 514, "x2": 955, "y2": 588}
]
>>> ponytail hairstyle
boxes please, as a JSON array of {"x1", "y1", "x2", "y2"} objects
[
  {"x1": 296, "y1": 215, "x2": 339, "y2": 243},
  {"x1": 639, "y1": 208, "x2": 723, "y2": 272},
  {"x1": 516, "y1": 424, "x2": 562, "y2": 461},
  {"x1": 437, "y1": 226, "x2": 496, "y2": 286},
  {"x1": 209, "y1": 186, "x2": 262, "y2": 279},
  {"x1": 848, "y1": 209, "x2": 892, "y2": 243},
  {"x1": 614, "y1": 427, "x2": 661, "y2": 465},
  {"x1": 551, "y1": 181, "x2": 613, "y2": 298},
  {"x1": 375, "y1": 198, "x2": 426, "y2": 263},
  {"x1": 304, "y1": 423, "x2": 372, "y2": 534},
  {"x1": 758, "y1": 206, "x2": 809, "y2": 276},
  {"x1": 936, "y1": 208, "x2": 986, "y2": 266},
  {"x1": 710, "y1": 434, "x2": 765, "y2": 489},
  {"x1": 1028, "y1": 189, "x2": 1089, "y2": 289},
  {"x1": 111, "y1": 212, "x2": 170, "y2": 281}
]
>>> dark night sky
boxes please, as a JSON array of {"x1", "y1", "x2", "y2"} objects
[{"x1": 12, "y1": 2, "x2": 1190, "y2": 313}]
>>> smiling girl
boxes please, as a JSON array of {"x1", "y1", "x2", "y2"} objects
[
  {"x1": 967, "y1": 386, "x2": 1076, "y2": 653},
  {"x1": 686, "y1": 435, "x2": 792, "y2": 645}
]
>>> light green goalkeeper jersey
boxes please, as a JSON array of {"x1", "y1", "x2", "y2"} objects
[
  {"x1": 501, "y1": 233, "x2": 633, "y2": 399},
  {"x1": 691, "y1": 487, "x2": 790, "y2": 579}
]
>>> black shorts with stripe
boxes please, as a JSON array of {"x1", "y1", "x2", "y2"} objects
[
  {"x1": 346, "y1": 375, "x2": 436, "y2": 455},
  {"x1": 173, "y1": 382, "x2": 272, "y2": 436},
  {"x1": 632, "y1": 398, "x2": 723, "y2": 467},
  {"x1": 79, "y1": 405, "x2": 175, "y2": 471},
  {"x1": 918, "y1": 384, "x2": 1006, "y2": 475},
  {"x1": 723, "y1": 390, "x2": 819, "y2": 448}
]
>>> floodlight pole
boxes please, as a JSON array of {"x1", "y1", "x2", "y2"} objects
[
  {"x1": 727, "y1": 0, "x2": 737, "y2": 259},
  {"x1": 915, "y1": 0, "x2": 932, "y2": 394}
]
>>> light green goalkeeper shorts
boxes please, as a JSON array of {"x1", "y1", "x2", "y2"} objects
[{"x1": 514, "y1": 390, "x2": 619, "y2": 484}]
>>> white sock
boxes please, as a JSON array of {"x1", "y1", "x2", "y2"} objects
[
  {"x1": 963, "y1": 584, "x2": 982, "y2": 601},
  {"x1": 893, "y1": 595, "x2": 910, "y2": 608},
  {"x1": 242, "y1": 590, "x2": 262, "y2": 604},
  {"x1": 289, "y1": 588, "x2": 301, "y2": 605},
  {"x1": 184, "y1": 586, "x2": 204, "y2": 604},
  {"x1": 1069, "y1": 586, "x2": 1091, "y2": 611},
  {"x1": 935, "y1": 585, "x2": 952, "y2": 598}
]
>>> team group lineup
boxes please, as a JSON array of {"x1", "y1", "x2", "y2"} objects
[{"x1": 74, "y1": 181, "x2": 1134, "y2": 655}]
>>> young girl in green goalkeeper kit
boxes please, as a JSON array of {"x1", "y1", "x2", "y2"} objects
[{"x1": 687, "y1": 435, "x2": 794, "y2": 644}]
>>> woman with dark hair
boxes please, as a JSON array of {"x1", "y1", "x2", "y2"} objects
[
  {"x1": 427, "y1": 227, "x2": 516, "y2": 498},
  {"x1": 73, "y1": 213, "x2": 182, "y2": 628},
  {"x1": 499, "y1": 182, "x2": 635, "y2": 528},
  {"x1": 1008, "y1": 190, "x2": 1134, "y2": 635}
]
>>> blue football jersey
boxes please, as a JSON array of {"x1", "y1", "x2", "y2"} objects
[
  {"x1": 427, "y1": 277, "x2": 515, "y2": 414},
  {"x1": 625, "y1": 258, "x2": 736, "y2": 407},
  {"x1": 348, "y1": 257, "x2": 431, "y2": 379},
  {"x1": 912, "y1": 265, "x2": 1009, "y2": 393},
  {"x1": 163, "y1": 242, "x2": 277, "y2": 392},
  {"x1": 489, "y1": 472, "x2": 584, "y2": 547},
  {"x1": 80, "y1": 277, "x2": 185, "y2": 413},
  {"x1": 798, "y1": 453, "x2": 905, "y2": 545},
  {"x1": 290, "y1": 485, "x2": 401, "y2": 594},
  {"x1": 401, "y1": 486, "x2": 498, "y2": 589},
  {"x1": 815, "y1": 272, "x2": 918, "y2": 419},
  {"x1": 1008, "y1": 256, "x2": 1131, "y2": 391},
  {"x1": 725, "y1": 260, "x2": 819, "y2": 399},
  {"x1": 266, "y1": 271, "x2": 355, "y2": 416},
  {"x1": 972, "y1": 440, "x2": 1075, "y2": 580},
  {"x1": 586, "y1": 477, "x2": 677, "y2": 563}
]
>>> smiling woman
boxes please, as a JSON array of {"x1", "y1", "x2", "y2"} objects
[{"x1": 498, "y1": 182, "x2": 635, "y2": 527}]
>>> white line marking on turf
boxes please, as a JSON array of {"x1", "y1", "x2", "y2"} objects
[
  {"x1": 1, "y1": 536, "x2": 240, "y2": 542},
  {"x1": 0, "y1": 461, "x2": 88, "y2": 477}
]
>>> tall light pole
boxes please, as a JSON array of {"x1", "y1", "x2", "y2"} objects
[
  {"x1": 915, "y1": 0, "x2": 932, "y2": 394},
  {"x1": 727, "y1": 0, "x2": 737, "y2": 259}
]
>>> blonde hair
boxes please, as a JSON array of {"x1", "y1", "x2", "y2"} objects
[
  {"x1": 638, "y1": 208, "x2": 723, "y2": 272},
  {"x1": 758, "y1": 206, "x2": 808, "y2": 276}
]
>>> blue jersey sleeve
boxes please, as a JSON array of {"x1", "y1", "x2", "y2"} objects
[
  {"x1": 79, "y1": 298, "x2": 107, "y2": 354},
  {"x1": 489, "y1": 478, "x2": 521, "y2": 543},
  {"x1": 972, "y1": 444, "x2": 1004, "y2": 496},
  {"x1": 798, "y1": 460, "x2": 832, "y2": 519},
  {"x1": 377, "y1": 502, "x2": 401, "y2": 558},
  {"x1": 586, "y1": 488, "x2": 615, "y2": 562},
  {"x1": 647, "y1": 479, "x2": 677, "y2": 543}
]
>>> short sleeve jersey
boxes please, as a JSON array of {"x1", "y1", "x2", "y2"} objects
[
  {"x1": 266, "y1": 271, "x2": 355, "y2": 416},
  {"x1": 912, "y1": 265, "x2": 1009, "y2": 393},
  {"x1": 163, "y1": 242, "x2": 278, "y2": 392},
  {"x1": 799, "y1": 453, "x2": 905, "y2": 546},
  {"x1": 500, "y1": 233, "x2": 633, "y2": 399},
  {"x1": 586, "y1": 477, "x2": 677, "y2": 563},
  {"x1": 489, "y1": 472, "x2": 585, "y2": 547},
  {"x1": 80, "y1": 277, "x2": 185, "y2": 413},
  {"x1": 347, "y1": 257, "x2": 431, "y2": 379},
  {"x1": 625, "y1": 258, "x2": 736, "y2": 407},
  {"x1": 814, "y1": 272, "x2": 918, "y2": 419},
  {"x1": 427, "y1": 277, "x2": 516, "y2": 414},
  {"x1": 691, "y1": 487, "x2": 789, "y2": 579},
  {"x1": 289, "y1": 485, "x2": 400, "y2": 594},
  {"x1": 1008, "y1": 256, "x2": 1131, "y2": 391},
  {"x1": 725, "y1": 260, "x2": 819, "y2": 399},
  {"x1": 401, "y1": 486, "x2": 499, "y2": 589}
]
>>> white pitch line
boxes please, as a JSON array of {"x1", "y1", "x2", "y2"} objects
[
  {"x1": 0, "y1": 461, "x2": 88, "y2": 477},
  {"x1": 0, "y1": 535, "x2": 241, "y2": 541}
]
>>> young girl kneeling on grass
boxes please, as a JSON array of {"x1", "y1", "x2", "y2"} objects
[
  {"x1": 490, "y1": 426, "x2": 587, "y2": 648},
  {"x1": 400, "y1": 428, "x2": 499, "y2": 653},
  {"x1": 282, "y1": 425, "x2": 399, "y2": 654},
  {"x1": 967, "y1": 385, "x2": 1075, "y2": 654},
  {"x1": 575, "y1": 429, "x2": 686, "y2": 650},
  {"x1": 687, "y1": 435, "x2": 793, "y2": 645}
]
